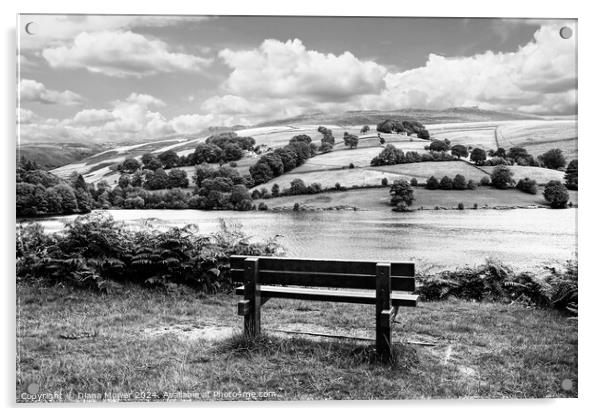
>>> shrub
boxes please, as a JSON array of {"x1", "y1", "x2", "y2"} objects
[
  {"x1": 480, "y1": 176, "x2": 491, "y2": 186},
  {"x1": 516, "y1": 177, "x2": 538, "y2": 194},
  {"x1": 410, "y1": 178, "x2": 418, "y2": 186},
  {"x1": 467, "y1": 180, "x2": 477, "y2": 190},
  {"x1": 16, "y1": 214, "x2": 281, "y2": 292},
  {"x1": 417, "y1": 259, "x2": 577, "y2": 312},
  {"x1": 544, "y1": 180, "x2": 569, "y2": 208},
  {"x1": 439, "y1": 176, "x2": 453, "y2": 190},
  {"x1": 452, "y1": 174, "x2": 467, "y2": 190},
  {"x1": 389, "y1": 180, "x2": 414, "y2": 207},
  {"x1": 425, "y1": 176, "x2": 439, "y2": 190},
  {"x1": 491, "y1": 166, "x2": 514, "y2": 189},
  {"x1": 258, "y1": 202, "x2": 268, "y2": 211},
  {"x1": 381, "y1": 177, "x2": 389, "y2": 186}
]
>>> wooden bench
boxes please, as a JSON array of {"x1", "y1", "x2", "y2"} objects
[{"x1": 230, "y1": 255, "x2": 418, "y2": 358}]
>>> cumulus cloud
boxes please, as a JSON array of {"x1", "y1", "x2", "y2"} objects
[
  {"x1": 198, "y1": 23, "x2": 576, "y2": 123},
  {"x1": 219, "y1": 38, "x2": 386, "y2": 101},
  {"x1": 42, "y1": 31, "x2": 213, "y2": 77},
  {"x1": 18, "y1": 92, "x2": 177, "y2": 143},
  {"x1": 19, "y1": 79, "x2": 83, "y2": 106}
]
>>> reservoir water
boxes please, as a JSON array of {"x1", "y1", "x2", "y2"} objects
[{"x1": 22, "y1": 208, "x2": 577, "y2": 272}]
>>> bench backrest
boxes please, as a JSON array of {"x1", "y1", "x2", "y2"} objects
[{"x1": 230, "y1": 255, "x2": 415, "y2": 291}]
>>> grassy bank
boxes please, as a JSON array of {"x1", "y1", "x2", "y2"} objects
[
  {"x1": 17, "y1": 282, "x2": 577, "y2": 401},
  {"x1": 257, "y1": 186, "x2": 578, "y2": 211}
]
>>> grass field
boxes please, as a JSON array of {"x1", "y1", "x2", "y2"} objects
[
  {"x1": 256, "y1": 187, "x2": 578, "y2": 211},
  {"x1": 49, "y1": 119, "x2": 577, "y2": 193},
  {"x1": 16, "y1": 282, "x2": 577, "y2": 401}
]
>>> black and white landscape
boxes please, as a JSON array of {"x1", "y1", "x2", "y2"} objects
[{"x1": 16, "y1": 15, "x2": 577, "y2": 402}]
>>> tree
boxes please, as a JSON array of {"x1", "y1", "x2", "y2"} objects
[
  {"x1": 451, "y1": 144, "x2": 468, "y2": 159},
  {"x1": 427, "y1": 140, "x2": 450, "y2": 152},
  {"x1": 223, "y1": 143, "x2": 243, "y2": 161},
  {"x1": 230, "y1": 184, "x2": 252, "y2": 210},
  {"x1": 564, "y1": 159, "x2": 578, "y2": 190},
  {"x1": 426, "y1": 176, "x2": 439, "y2": 190},
  {"x1": 439, "y1": 176, "x2": 453, "y2": 190},
  {"x1": 538, "y1": 148, "x2": 566, "y2": 170},
  {"x1": 376, "y1": 119, "x2": 405, "y2": 134},
  {"x1": 516, "y1": 177, "x2": 538, "y2": 194},
  {"x1": 193, "y1": 143, "x2": 224, "y2": 164},
  {"x1": 168, "y1": 169, "x2": 189, "y2": 188},
  {"x1": 120, "y1": 157, "x2": 141, "y2": 173},
  {"x1": 118, "y1": 174, "x2": 131, "y2": 188},
  {"x1": 124, "y1": 196, "x2": 145, "y2": 209},
  {"x1": 144, "y1": 168, "x2": 170, "y2": 190},
  {"x1": 343, "y1": 132, "x2": 359, "y2": 149},
  {"x1": 271, "y1": 184, "x2": 280, "y2": 197},
  {"x1": 319, "y1": 142, "x2": 334, "y2": 153},
  {"x1": 146, "y1": 157, "x2": 163, "y2": 171},
  {"x1": 382, "y1": 177, "x2": 389, "y2": 186},
  {"x1": 259, "y1": 153, "x2": 285, "y2": 176},
  {"x1": 371, "y1": 144, "x2": 403, "y2": 166},
  {"x1": 480, "y1": 176, "x2": 491, "y2": 186},
  {"x1": 289, "y1": 134, "x2": 312, "y2": 145},
  {"x1": 417, "y1": 129, "x2": 430, "y2": 140},
  {"x1": 453, "y1": 174, "x2": 467, "y2": 190},
  {"x1": 53, "y1": 184, "x2": 78, "y2": 213},
  {"x1": 508, "y1": 147, "x2": 529, "y2": 161},
  {"x1": 249, "y1": 162, "x2": 274, "y2": 186},
  {"x1": 389, "y1": 180, "x2": 414, "y2": 207},
  {"x1": 287, "y1": 141, "x2": 311, "y2": 165},
  {"x1": 141, "y1": 153, "x2": 155, "y2": 167},
  {"x1": 470, "y1": 148, "x2": 487, "y2": 165},
  {"x1": 544, "y1": 180, "x2": 569, "y2": 208},
  {"x1": 360, "y1": 125, "x2": 370, "y2": 134},
  {"x1": 289, "y1": 178, "x2": 307, "y2": 195},
  {"x1": 491, "y1": 165, "x2": 514, "y2": 189},
  {"x1": 467, "y1": 180, "x2": 477, "y2": 190},
  {"x1": 274, "y1": 147, "x2": 298, "y2": 172},
  {"x1": 158, "y1": 150, "x2": 179, "y2": 168}
]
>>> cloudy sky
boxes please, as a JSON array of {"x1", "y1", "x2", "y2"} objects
[{"x1": 17, "y1": 15, "x2": 577, "y2": 143}]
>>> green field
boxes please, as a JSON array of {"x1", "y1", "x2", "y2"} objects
[
  {"x1": 16, "y1": 282, "x2": 577, "y2": 401},
  {"x1": 256, "y1": 186, "x2": 578, "y2": 211},
  {"x1": 48, "y1": 117, "x2": 577, "y2": 196}
]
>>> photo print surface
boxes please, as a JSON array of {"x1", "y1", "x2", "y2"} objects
[{"x1": 16, "y1": 14, "x2": 577, "y2": 402}]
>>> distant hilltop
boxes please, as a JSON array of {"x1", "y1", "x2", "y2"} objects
[{"x1": 255, "y1": 107, "x2": 551, "y2": 127}]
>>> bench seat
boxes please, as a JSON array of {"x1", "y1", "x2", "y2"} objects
[{"x1": 234, "y1": 285, "x2": 418, "y2": 307}]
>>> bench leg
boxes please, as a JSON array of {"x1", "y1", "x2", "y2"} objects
[
  {"x1": 243, "y1": 258, "x2": 261, "y2": 338},
  {"x1": 376, "y1": 263, "x2": 392, "y2": 360}
]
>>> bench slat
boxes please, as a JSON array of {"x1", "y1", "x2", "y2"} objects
[
  {"x1": 234, "y1": 285, "x2": 418, "y2": 307},
  {"x1": 230, "y1": 256, "x2": 414, "y2": 277},
  {"x1": 231, "y1": 269, "x2": 415, "y2": 291}
]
